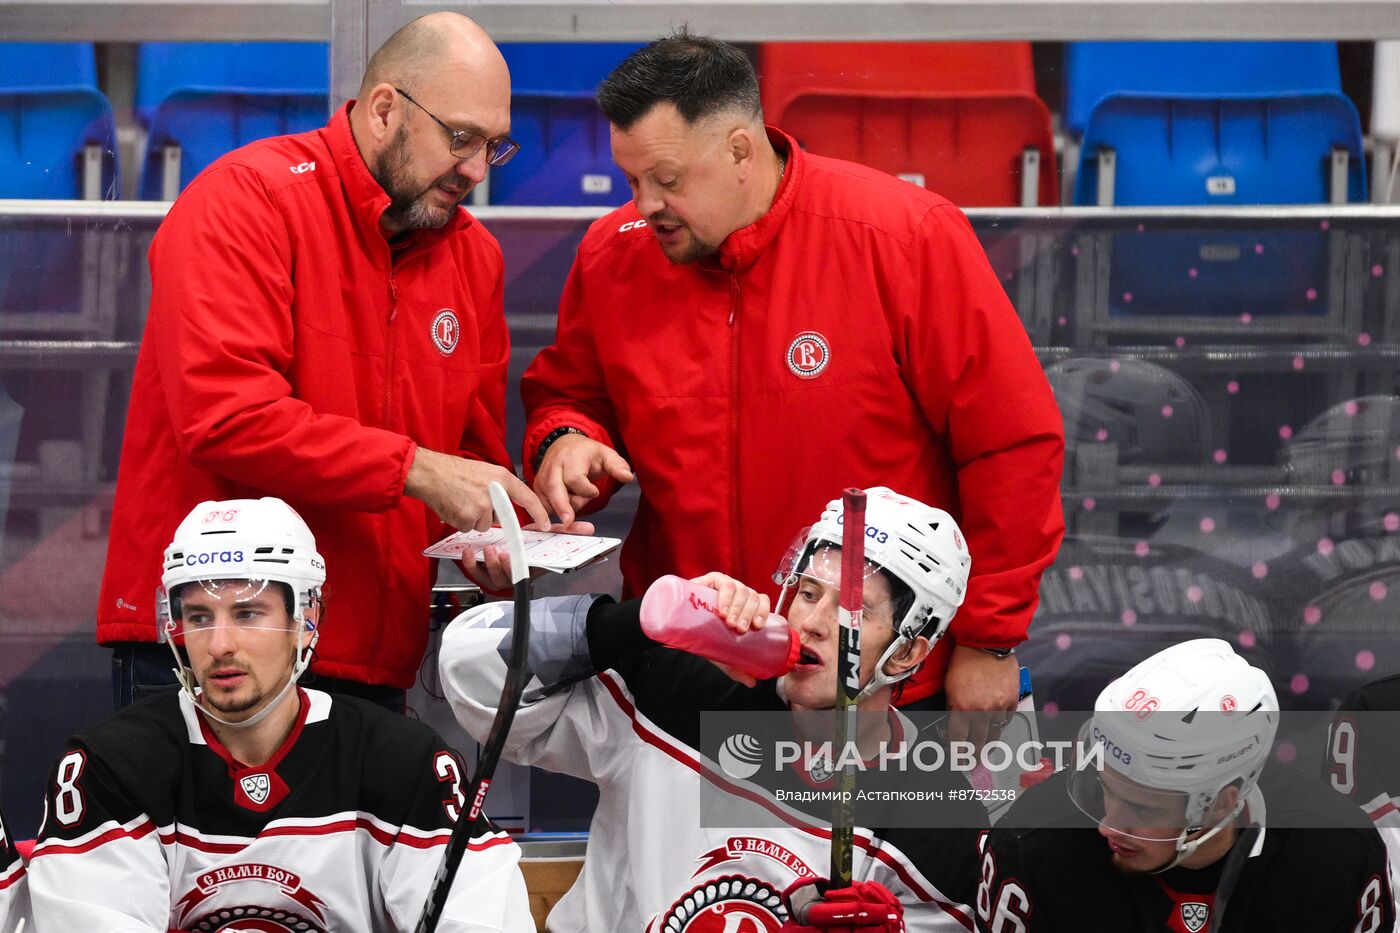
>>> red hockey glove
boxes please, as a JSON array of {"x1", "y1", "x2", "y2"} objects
[{"x1": 781, "y1": 876, "x2": 905, "y2": 932}]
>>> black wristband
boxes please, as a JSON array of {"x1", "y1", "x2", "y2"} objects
[
  {"x1": 534, "y1": 425, "x2": 586, "y2": 469},
  {"x1": 585, "y1": 596, "x2": 660, "y2": 670}
]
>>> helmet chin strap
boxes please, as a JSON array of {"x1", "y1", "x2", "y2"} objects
[
  {"x1": 197, "y1": 673, "x2": 299, "y2": 729},
  {"x1": 853, "y1": 635, "x2": 915, "y2": 703},
  {"x1": 168, "y1": 628, "x2": 319, "y2": 731},
  {"x1": 1151, "y1": 797, "x2": 1246, "y2": 874}
]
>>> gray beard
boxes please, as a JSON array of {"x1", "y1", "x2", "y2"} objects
[{"x1": 374, "y1": 127, "x2": 458, "y2": 231}]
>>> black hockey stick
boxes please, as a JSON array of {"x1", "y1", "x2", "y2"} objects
[
  {"x1": 830, "y1": 487, "x2": 866, "y2": 886},
  {"x1": 1206, "y1": 822, "x2": 1261, "y2": 933},
  {"x1": 416, "y1": 481, "x2": 532, "y2": 933}
]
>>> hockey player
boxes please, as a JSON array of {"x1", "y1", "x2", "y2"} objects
[
  {"x1": 26, "y1": 498, "x2": 532, "y2": 933},
  {"x1": 1325, "y1": 672, "x2": 1400, "y2": 923},
  {"x1": 978, "y1": 639, "x2": 1393, "y2": 932},
  {"x1": 442, "y1": 486, "x2": 987, "y2": 932},
  {"x1": 0, "y1": 807, "x2": 30, "y2": 933}
]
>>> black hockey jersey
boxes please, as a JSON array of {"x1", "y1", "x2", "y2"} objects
[
  {"x1": 26, "y1": 688, "x2": 532, "y2": 933},
  {"x1": 1327, "y1": 674, "x2": 1400, "y2": 925},
  {"x1": 977, "y1": 767, "x2": 1393, "y2": 933},
  {"x1": 441, "y1": 594, "x2": 986, "y2": 933},
  {"x1": 0, "y1": 806, "x2": 31, "y2": 932}
]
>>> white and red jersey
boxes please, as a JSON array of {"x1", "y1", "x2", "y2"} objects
[
  {"x1": 440, "y1": 594, "x2": 985, "y2": 933},
  {"x1": 26, "y1": 689, "x2": 532, "y2": 933},
  {"x1": 0, "y1": 807, "x2": 32, "y2": 933}
]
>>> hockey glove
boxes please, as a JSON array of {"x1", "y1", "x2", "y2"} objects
[{"x1": 781, "y1": 876, "x2": 905, "y2": 932}]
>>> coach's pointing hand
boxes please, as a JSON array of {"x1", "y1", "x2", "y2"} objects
[
  {"x1": 405, "y1": 447, "x2": 550, "y2": 532},
  {"x1": 534, "y1": 433, "x2": 634, "y2": 525}
]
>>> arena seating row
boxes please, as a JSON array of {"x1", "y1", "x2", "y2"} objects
[{"x1": 0, "y1": 40, "x2": 1382, "y2": 206}]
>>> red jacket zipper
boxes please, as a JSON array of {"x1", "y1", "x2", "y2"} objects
[{"x1": 729, "y1": 274, "x2": 742, "y2": 576}]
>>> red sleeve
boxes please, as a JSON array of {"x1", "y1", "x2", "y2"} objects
[
  {"x1": 519, "y1": 255, "x2": 625, "y2": 507},
  {"x1": 149, "y1": 165, "x2": 415, "y2": 510},
  {"x1": 900, "y1": 205, "x2": 1065, "y2": 649}
]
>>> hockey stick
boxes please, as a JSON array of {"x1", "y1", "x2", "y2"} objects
[
  {"x1": 830, "y1": 487, "x2": 867, "y2": 886},
  {"x1": 1205, "y1": 822, "x2": 1260, "y2": 933},
  {"x1": 416, "y1": 481, "x2": 532, "y2": 933}
]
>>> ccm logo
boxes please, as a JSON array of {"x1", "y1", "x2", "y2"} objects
[
  {"x1": 289, "y1": 161, "x2": 317, "y2": 175},
  {"x1": 467, "y1": 778, "x2": 491, "y2": 821},
  {"x1": 618, "y1": 219, "x2": 649, "y2": 233}
]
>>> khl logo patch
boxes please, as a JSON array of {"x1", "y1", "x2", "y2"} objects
[
  {"x1": 431, "y1": 309, "x2": 460, "y2": 356},
  {"x1": 240, "y1": 774, "x2": 272, "y2": 806},
  {"x1": 1180, "y1": 902, "x2": 1209, "y2": 933},
  {"x1": 785, "y1": 331, "x2": 830, "y2": 379}
]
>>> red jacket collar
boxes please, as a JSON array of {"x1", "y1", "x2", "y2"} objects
[
  {"x1": 713, "y1": 126, "x2": 801, "y2": 275},
  {"x1": 326, "y1": 101, "x2": 473, "y2": 248}
]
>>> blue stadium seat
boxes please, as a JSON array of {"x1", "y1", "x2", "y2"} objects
[
  {"x1": 1062, "y1": 43, "x2": 1366, "y2": 332},
  {"x1": 0, "y1": 43, "x2": 118, "y2": 323},
  {"x1": 1064, "y1": 41, "x2": 1344, "y2": 137},
  {"x1": 1075, "y1": 92, "x2": 1367, "y2": 206},
  {"x1": 491, "y1": 43, "x2": 643, "y2": 206},
  {"x1": 137, "y1": 42, "x2": 329, "y2": 200},
  {"x1": 0, "y1": 42, "x2": 117, "y2": 199}
]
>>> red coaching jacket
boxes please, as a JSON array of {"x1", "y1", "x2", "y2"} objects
[
  {"x1": 522, "y1": 129, "x2": 1065, "y2": 700},
  {"x1": 97, "y1": 104, "x2": 514, "y2": 688}
]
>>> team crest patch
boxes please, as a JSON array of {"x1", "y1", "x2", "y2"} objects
[
  {"x1": 659, "y1": 875, "x2": 785, "y2": 932},
  {"x1": 1220, "y1": 695, "x2": 1237, "y2": 713},
  {"x1": 431, "y1": 309, "x2": 460, "y2": 356},
  {"x1": 785, "y1": 331, "x2": 830, "y2": 379},
  {"x1": 1180, "y1": 902, "x2": 1210, "y2": 933},
  {"x1": 241, "y1": 774, "x2": 271, "y2": 805}
]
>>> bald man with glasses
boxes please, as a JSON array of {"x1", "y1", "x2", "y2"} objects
[{"x1": 100, "y1": 12, "x2": 585, "y2": 713}]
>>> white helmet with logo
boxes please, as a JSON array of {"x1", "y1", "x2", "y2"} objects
[
  {"x1": 774, "y1": 486, "x2": 971, "y2": 700},
  {"x1": 159, "y1": 498, "x2": 326, "y2": 725},
  {"x1": 1072, "y1": 639, "x2": 1279, "y2": 867}
]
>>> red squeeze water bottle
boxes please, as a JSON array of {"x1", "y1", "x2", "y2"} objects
[{"x1": 639, "y1": 575, "x2": 801, "y2": 679}]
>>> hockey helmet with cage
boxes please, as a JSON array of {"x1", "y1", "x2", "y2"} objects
[
  {"x1": 159, "y1": 498, "x2": 326, "y2": 720},
  {"x1": 773, "y1": 486, "x2": 971, "y2": 701},
  {"x1": 1070, "y1": 639, "x2": 1278, "y2": 866},
  {"x1": 1046, "y1": 357, "x2": 1211, "y2": 465}
]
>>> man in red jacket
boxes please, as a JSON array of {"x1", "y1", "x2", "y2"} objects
[
  {"x1": 522, "y1": 32, "x2": 1065, "y2": 737},
  {"x1": 100, "y1": 12, "x2": 555, "y2": 711}
]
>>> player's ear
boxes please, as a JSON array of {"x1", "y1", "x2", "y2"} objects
[
  {"x1": 1206, "y1": 783, "x2": 1241, "y2": 823},
  {"x1": 883, "y1": 636, "x2": 930, "y2": 677}
]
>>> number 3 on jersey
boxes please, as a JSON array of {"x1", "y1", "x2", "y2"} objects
[
  {"x1": 53, "y1": 750, "x2": 88, "y2": 827},
  {"x1": 434, "y1": 750, "x2": 467, "y2": 822},
  {"x1": 977, "y1": 850, "x2": 1032, "y2": 932}
]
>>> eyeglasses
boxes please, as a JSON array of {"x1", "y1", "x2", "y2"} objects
[{"x1": 395, "y1": 87, "x2": 520, "y2": 167}]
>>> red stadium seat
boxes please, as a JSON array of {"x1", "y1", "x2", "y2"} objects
[{"x1": 759, "y1": 42, "x2": 1058, "y2": 206}]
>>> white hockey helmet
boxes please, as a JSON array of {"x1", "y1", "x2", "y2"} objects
[
  {"x1": 159, "y1": 498, "x2": 326, "y2": 717},
  {"x1": 1071, "y1": 639, "x2": 1278, "y2": 863},
  {"x1": 774, "y1": 486, "x2": 971, "y2": 700},
  {"x1": 1046, "y1": 357, "x2": 1211, "y2": 465}
]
